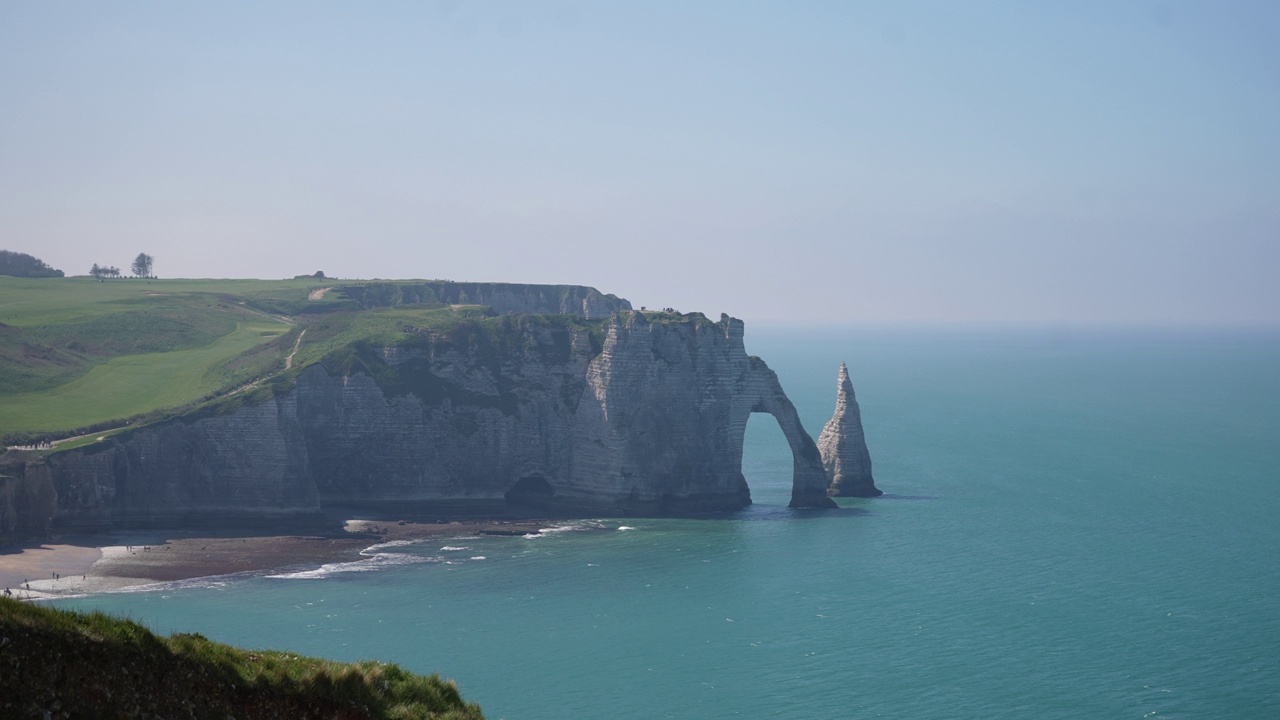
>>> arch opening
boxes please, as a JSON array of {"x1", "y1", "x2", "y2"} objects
[{"x1": 741, "y1": 412, "x2": 801, "y2": 506}]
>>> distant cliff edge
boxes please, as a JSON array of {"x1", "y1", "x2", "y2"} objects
[{"x1": 4, "y1": 282, "x2": 867, "y2": 540}]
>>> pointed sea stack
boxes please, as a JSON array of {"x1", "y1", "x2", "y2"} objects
[{"x1": 817, "y1": 363, "x2": 882, "y2": 497}]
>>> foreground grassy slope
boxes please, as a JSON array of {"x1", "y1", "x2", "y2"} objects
[{"x1": 0, "y1": 596, "x2": 484, "y2": 719}]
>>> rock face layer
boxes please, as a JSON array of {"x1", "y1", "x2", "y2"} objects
[
  {"x1": 41, "y1": 309, "x2": 836, "y2": 532},
  {"x1": 0, "y1": 457, "x2": 58, "y2": 544},
  {"x1": 817, "y1": 363, "x2": 882, "y2": 497},
  {"x1": 566, "y1": 313, "x2": 833, "y2": 512}
]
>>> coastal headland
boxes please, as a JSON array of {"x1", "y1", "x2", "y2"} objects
[{"x1": 1, "y1": 276, "x2": 879, "y2": 552}]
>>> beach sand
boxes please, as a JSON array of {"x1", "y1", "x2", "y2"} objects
[
  {"x1": 0, "y1": 518, "x2": 549, "y2": 601},
  {"x1": 0, "y1": 543, "x2": 102, "y2": 599}
]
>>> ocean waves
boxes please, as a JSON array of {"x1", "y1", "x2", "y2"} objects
[{"x1": 267, "y1": 539, "x2": 441, "y2": 580}]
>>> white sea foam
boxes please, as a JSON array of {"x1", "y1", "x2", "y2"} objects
[
  {"x1": 268, "y1": 541, "x2": 439, "y2": 580},
  {"x1": 267, "y1": 552, "x2": 440, "y2": 580},
  {"x1": 363, "y1": 539, "x2": 423, "y2": 551},
  {"x1": 115, "y1": 572, "x2": 260, "y2": 594},
  {"x1": 617, "y1": 526, "x2": 636, "y2": 531},
  {"x1": 440, "y1": 546, "x2": 471, "y2": 551},
  {"x1": 536, "y1": 525, "x2": 577, "y2": 535},
  {"x1": 522, "y1": 521, "x2": 607, "y2": 539},
  {"x1": 470, "y1": 556, "x2": 486, "y2": 560}
]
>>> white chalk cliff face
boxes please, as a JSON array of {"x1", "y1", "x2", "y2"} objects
[
  {"x1": 566, "y1": 312, "x2": 834, "y2": 512},
  {"x1": 38, "y1": 308, "x2": 837, "y2": 532},
  {"x1": 818, "y1": 363, "x2": 882, "y2": 497}
]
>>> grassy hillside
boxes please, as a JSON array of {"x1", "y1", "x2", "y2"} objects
[
  {"x1": 0, "y1": 276, "x2": 334, "y2": 328},
  {"x1": 0, "y1": 276, "x2": 615, "y2": 445},
  {"x1": 0, "y1": 277, "x2": 339, "y2": 442},
  {"x1": 0, "y1": 595, "x2": 484, "y2": 719},
  {"x1": 0, "y1": 320, "x2": 286, "y2": 433}
]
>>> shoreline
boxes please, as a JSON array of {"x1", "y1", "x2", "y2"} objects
[{"x1": 0, "y1": 518, "x2": 553, "y2": 601}]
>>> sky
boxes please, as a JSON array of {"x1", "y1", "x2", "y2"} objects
[{"x1": 2, "y1": 1, "x2": 1277, "y2": 326}]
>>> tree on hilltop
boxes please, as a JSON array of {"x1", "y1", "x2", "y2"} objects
[
  {"x1": 131, "y1": 253, "x2": 154, "y2": 279},
  {"x1": 90, "y1": 263, "x2": 121, "y2": 280},
  {"x1": 0, "y1": 250, "x2": 64, "y2": 278}
]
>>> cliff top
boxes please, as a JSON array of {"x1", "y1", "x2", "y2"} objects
[{"x1": 0, "y1": 276, "x2": 626, "y2": 446}]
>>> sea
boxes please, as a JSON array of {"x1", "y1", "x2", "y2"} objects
[{"x1": 51, "y1": 326, "x2": 1280, "y2": 719}]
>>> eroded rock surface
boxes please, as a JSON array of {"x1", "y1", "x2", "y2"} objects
[
  {"x1": 0, "y1": 456, "x2": 58, "y2": 544},
  {"x1": 818, "y1": 363, "x2": 882, "y2": 497},
  {"x1": 41, "y1": 308, "x2": 836, "y2": 531}
]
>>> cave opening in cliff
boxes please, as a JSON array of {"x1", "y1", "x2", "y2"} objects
[{"x1": 504, "y1": 475, "x2": 556, "y2": 510}]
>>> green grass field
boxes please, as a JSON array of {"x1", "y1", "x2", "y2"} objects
[
  {"x1": 0, "y1": 276, "x2": 470, "y2": 440},
  {"x1": 0, "y1": 276, "x2": 604, "y2": 443},
  {"x1": 0, "y1": 276, "x2": 335, "y2": 439},
  {"x1": 0, "y1": 320, "x2": 288, "y2": 435},
  {"x1": 0, "y1": 276, "x2": 326, "y2": 327}
]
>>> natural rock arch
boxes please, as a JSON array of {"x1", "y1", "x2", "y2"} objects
[
  {"x1": 562, "y1": 311, "x2": 836, "y2": 512},
  {"x1": 729, "y1": 358, "x2": 835, "y2": 509}
]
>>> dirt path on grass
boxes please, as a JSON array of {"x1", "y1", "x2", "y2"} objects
[
  {"x1": 284, "y1": 329, "x2": 306, "y2": 370},
  {"x1": 6, "y1": 328, "x2": 311, "y2": 452},
  {"x1": 308, "y1": 287, "x2": 332, "y2": 301}
]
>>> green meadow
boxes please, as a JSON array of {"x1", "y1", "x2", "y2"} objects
[
  {"x1": 0, "y1": 276, "x2": 324, "y2": 327},
  {"x1": 0, "y1": 276, "x2": 332, "y2": 440},
  {"x1": 0, "y1": 276, "x2": 595, "y2": 443},
  {"x1": 0, "y1": 320, "x2": 287, "y2": 435}
]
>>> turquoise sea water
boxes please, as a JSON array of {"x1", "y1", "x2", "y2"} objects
[{"x1": 53, "y1": 328, "x2": 1280, "y2": 719}]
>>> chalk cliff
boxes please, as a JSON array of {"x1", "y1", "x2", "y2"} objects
[
  {"x1": 565, "y1": 312, "x2": 833, "y2": 512},
  {"x1": 0, "y1": 457, "x2": 58, "y2": 545},
  {"x1": 36, "y1": 306, "x2": 836, "y2": 533},
  {"x1": 817, "y1": 363, "x2": 882, "y2": 497}
]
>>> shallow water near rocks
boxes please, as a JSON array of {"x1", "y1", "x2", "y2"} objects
[{"x1": 54, "y1": 327, "x2": 1280, "y2": 719}]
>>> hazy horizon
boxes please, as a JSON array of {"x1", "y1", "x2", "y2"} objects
[{"x1": 3, "y1": 1, "x2": 1277, "y2": 327}]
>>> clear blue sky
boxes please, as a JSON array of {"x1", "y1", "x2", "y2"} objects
[{"x1": 2, "y1": 1, "x2": 1277, "y2": 326}]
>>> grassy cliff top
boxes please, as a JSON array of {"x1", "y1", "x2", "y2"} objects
[
  {"x1": 0, "y1": 276, "x2": 621, "y2": 444},
  {"x1": 0, "y1": 277, "x2": 323, "y2": 442},
  {"x1": 0, "y1": 596, "x2": 483, "y2": 719}
]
